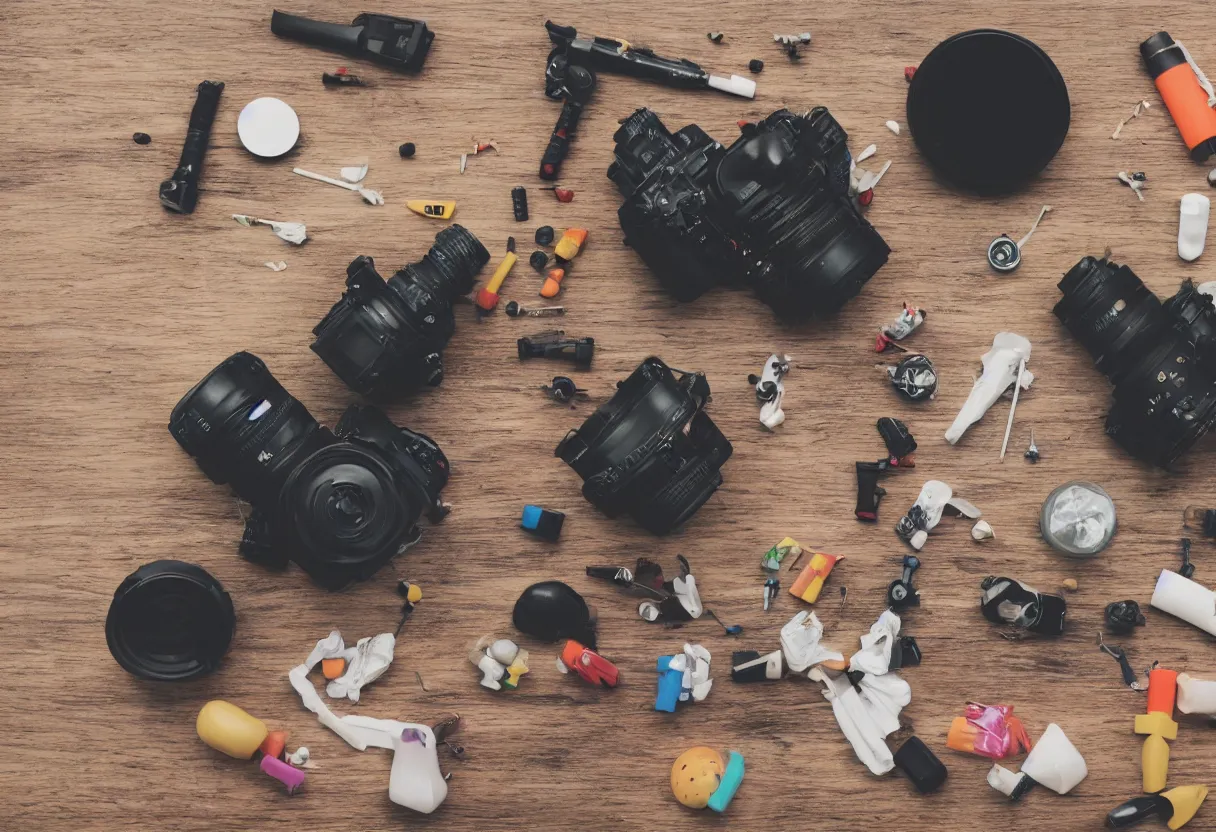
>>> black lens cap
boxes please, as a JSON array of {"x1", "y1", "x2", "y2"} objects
[
  {"x1": 105, "y1": 560, "x2": 235, "y2": 681},
  {"x1": 513, "y1": 580, "x2": 596, "y2": 648},
  {"x1": 907, "y1": 30, "x2": 1070, "y2": 193}
]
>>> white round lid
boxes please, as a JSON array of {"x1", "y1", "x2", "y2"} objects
[{"x1": 237, "y1": 97, "x2": 300, "y2": 158}]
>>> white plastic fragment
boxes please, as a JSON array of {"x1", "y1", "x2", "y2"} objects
[
  {"x1": 972, "y1": 520, "x2": 995, "y2": 541},
  {"x1": 676, "y1": 643, "x2": 713, "y2": 703},
  {"x1": 885, "y1": 120, "x2": 900, "y2": 135},
  {"x1": 987, "y1": 764, "x2": 1023, "y2": 796},
  {"x1": 1199, "y1": 280, "x2": 1216, "y2": 300},
  {"x1": 1179, "y1": 193, "x2": 1210, "y2": 261},
  {"x1": 779, "y1": 611, "x2": 843, "y2": 672},
  {"x1": 856, "y1": 160, "x2": 892, "y2": 193},
  {"x1": 945, "y1": 332, "x2": 1033, "y2": 445},
  {"x1": 1112, "y1": 99, "x2": 1151, "y2": 139},
  {"x1": 264, "y1": 260, "x2": 287, "y2": 271},
  {"x1": 673, "y1": 572, "x2": 703, "y2": 618},
  {"x1": 1177, "y1": 673, "x2": 1216, "y2": 716},
  {"x1": 488, "y1": 639, "x2": 519, "y2": 665},
  {"x1": 327, "y1": 633, "x2": 396, "y2": 703},
  {"x1": 459, "y1": 153, "x2": 468, "y2": 174},
  {"x1": 293, "y1": 166, "x2": 384, "y2": 205},
  {"x1": 288, "y1": 746, "x2": 311, "y2": 767},
  {"x1": 989, "y1": 724, "x2": 1087, "y2": 798},
  {"x1": 706, "y1": 74, "x2": 757, "y2": 98},
  {"x1": 751, "y1": 353, "x2": 791, "y2": 430},
  {"x1": 849, "y1": 610, "x2": 901, "y2": 675},
  {"x1": 1151, "y1": 568, "x2": 1216, "y2": 637},
  {"x1": 900, "y1": 480, "x2": 951, "y2": 550},
  {"x1": 1117, "y1": 171, "x2": 1147, "y2": 202},
  {"x1": 855, "y1": 143, "x2": 877, "y2": 164},
  {"x1": 340, "y1": 162, "x2": 369, "y2": 183},
  {"x1": 233, "y1": 214, "x2": 308, "y2": 245},
  {"x1": 476, "y1": 654, "x2": 505, "y2": 690}
]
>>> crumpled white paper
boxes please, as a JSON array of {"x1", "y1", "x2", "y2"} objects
[
  {"x1": 298, "y1": 630, "x2": 396, "y2": 703},
  {"x1": 673, "y1": 573, "x2": 703, "y2": 619},
  {"x1": 780, "y1": 611, "x2": 843, "y2": 672},
  {"x1": 945, "y1": 333, "x2": 1034, "y2": 445},
  {"x1": 849, "y1": 610, "x2": 901, "y2": 676}
]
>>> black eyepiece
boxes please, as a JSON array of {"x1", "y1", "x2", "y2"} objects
[
  {"x1": 555, "y1": 357, "x2": 732, "y2": 533},
  {"x1": 105, "y1": 560, "x2": 235, "y2": 681},
  {"x1": 312, "y1": 225, "x2": 490, "y2": 397}
]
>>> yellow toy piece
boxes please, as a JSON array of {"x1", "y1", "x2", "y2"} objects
[
  {"x1": 405, "y1": 583, "x2": 423, "y2": 603},
  {"x1": 1163, "y1": 785, "x2": 1209, "y2": 830},
  {"x1": 406, "y1": 200, "x2": 456, "y2": 219},
  {"x1": 788, "y1": 552, "x2": 843, "y2": 603},
  {"x1": 671, "y1": 746, "x2": 725, "y2": 809},
  {"x1": 553, "y1": 228, "x2": 587, "y2": 261},
  {"x1": 504, "y1": 649, "x2": 530, "y2": 689},
  {"x1": 196, "y1": 700, "x2": 268, "y2": 760}
]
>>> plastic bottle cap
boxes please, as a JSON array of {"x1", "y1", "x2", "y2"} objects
[
  {"x1": 906, "y1": 30, "x2": 1070, "y2": 193},
  {"x1": 237, "y1": 97, "x2": 300, "y2": 158}
]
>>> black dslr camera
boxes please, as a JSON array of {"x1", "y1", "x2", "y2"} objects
[
  {"x1": 1055, "y1": 255, "x2": 1216, "y2": 467},
  {"x1": 311, "y1": 225, "x2": 490, "y2": 397},
  {"x1": 555, "y1": 357, "x2": 732, "y2": 534},
  {"x1": 608, "y1": 107, "x2": 890, "y2": 319},
  {"x1": 169, "y1": 352, "x2": 450, "y2": 589}
]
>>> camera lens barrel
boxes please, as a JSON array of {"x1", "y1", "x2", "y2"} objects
[
  {"x1": 1056, "y1": 256, "x2": 1216, "y2": 467},
  {"x1": 311, "y1": 225, "x2": 490, "y2": 397},
  {"x1": 555, "y1": 357, "x2": 733, "y2": 534},
  {"x1": 105, "y1": 560, "x2": 235, "y2": 681}
]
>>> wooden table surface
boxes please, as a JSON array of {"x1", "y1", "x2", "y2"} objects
[{"x1": 4, "y1": 1, "x2": 1216, "y2": 829}]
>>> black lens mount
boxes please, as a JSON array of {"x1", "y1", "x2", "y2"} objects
[{"x1": 105, "y1": 560, "x2": 235, "y2": 681}]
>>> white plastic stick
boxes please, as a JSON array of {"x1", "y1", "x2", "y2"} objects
[
  {"x1": 293, "y1": 167, "x2": 359, "y2": 191},
  {"x1": 1000, "y1": 358, "x2": 1026, "y2": 460}
]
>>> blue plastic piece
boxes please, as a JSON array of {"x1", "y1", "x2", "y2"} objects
[
  {"x1": 521, "y1": 505, "x2": 543, "y2": 530},
  {"x1": 707, "y1": 751, "x2": 744, "y2": 813},
  {"x1": 654, "y1": 655, "x2": 683, "y2": 712}
]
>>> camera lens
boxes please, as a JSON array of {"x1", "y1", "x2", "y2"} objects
[
  {"x1": 105, "y1": 560, "x2": 235, "y2": 681},
  {"x1": 555, "y1": 357, "x2": 733, "y2": 534},
  {"x1": 1056, "y1": 256, "x2": 1216, "y2": 467},
  {"x1": 312, "y1": 225, "x2": 490, "y2": 397}
]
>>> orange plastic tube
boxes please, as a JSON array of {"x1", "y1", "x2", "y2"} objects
[
  {"x1": 1147, "y1": 668, "x2": 1180, "y2": 714},
  {"x1": 1156, "y1": 64, "x2": 1216, "y2": 153}
]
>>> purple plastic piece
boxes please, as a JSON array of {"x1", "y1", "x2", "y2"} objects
[{"x1": 260, "y1": 755, "x2": 306, "y2": 794}]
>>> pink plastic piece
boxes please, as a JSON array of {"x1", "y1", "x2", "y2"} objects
[
  {"x1": 965, "y1": 703, "x2": 1030, "y2": 759},
  {"x1": 260, "y1": 754, "x2": 307, "y2": 794}
]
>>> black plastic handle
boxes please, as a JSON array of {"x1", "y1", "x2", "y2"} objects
[{"x1": 271, "y1": 10, "x2": 362, "y2": 53}]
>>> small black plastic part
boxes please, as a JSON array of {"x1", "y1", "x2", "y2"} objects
[
  {"x1": 322, "y1": 70, "x2": 366, "y2": 86},
  {"x1": 521, "y1": 505, "x2": 566, "y2": 541},
  {"x1": 893, "y1": 736, "x2": 947, "y2": 793},
  {"x1": 748, "y1": 59, "x2": 764, "y2": 73},
  {"x1": 1107, "y1": 794, "x2": 1173, "y2": 828},
  {"x1": 855, "y1": 461, "x2": 888, "y2": 522},
  {"x1": 877, "y1": 417, "x2": 917, "y2": 463},
  {"x1": 535, "y1": 226, "x2": 555, "y2": 246},
  {"x1": 271, "y1": 10, "x2": 434, "y2": 73},
  {"x1": 159, "y1": 80, "x2": 224, "y2": 214},
  {"x1": 512, "y1": 580, "x2": 596, "y2": 647},
  {"x1": 518, "y1": 331, "x2": 594, "y2": 365},
  {"x1": 889, "y1": 354, "x2": 937, "y2": 401},
  {"x1": 988, "y1": 235, "x2": 1021, "y2": 272},
  {"x1": 1179, "y1": 538, "x2": 1196, "y2": 578},
  {"x1": 707, "y1": 32, "x2": 724, "y2": 43},
  {"x1": 105, "y1": 560, "x2": 235, "y2": 681},
  {"x1": 1105, "y1": 600, "x2": 1146, "y2": 634},
  {"x1": 890, "y1": 635, "x2": 922, "y2": 669},
  {"x1": 133, "y1": 132, "x2": 151, "y2": 145},
  {"x1": 887, "y1": 555, "x2": 921, "y2": 608},
  {"x1": 399, "y1": 142, "x2": 416, "y2": 158},
  {"x1": 529, "y1": 250, "x2": 549, "y2": 272},
  {"x1": 980, "y1": 575, "x2": 1067, "y2": 636},
  {"x1": 506, "y1": 236, "x2": 516, "y2": 254},
  {"x1": 512, "y1": 186, "x2": 529, "y2": 221}
]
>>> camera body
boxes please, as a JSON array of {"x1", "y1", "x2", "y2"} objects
[
  {"x1": 169, "y1": 352, "x2": 449, "y2": 589},
  {"x1": 555, "y1": 357, "x2": 732, "y2": 534},
  {"x1": 608, "y1": 107, "x2": 890, "y2": 318},
  {"x1": 312, "y1": 225, "x2": 490, "y2": 398},
  {"x1": 1055, "y1": 255, "x2": 1216, "y2": 467}
]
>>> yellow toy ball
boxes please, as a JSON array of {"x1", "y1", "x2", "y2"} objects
[
  {"x1": 671, "y1": 747, "x2": 725, "y2": 809},
  {"x1": 406, "y1": 583, "x2": 422, "y2": 603}
]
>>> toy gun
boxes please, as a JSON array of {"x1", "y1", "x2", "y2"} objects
[{"x1": 539, "y1": 21, "x2": 755, "y2": 180}]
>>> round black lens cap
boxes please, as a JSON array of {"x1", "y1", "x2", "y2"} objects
[
  {"x1": 907, "y1": 30, "x2": 1070, "y2": 193},
  {"x1": 105, "y1": 560, "x2": 235, "y2": 681}
]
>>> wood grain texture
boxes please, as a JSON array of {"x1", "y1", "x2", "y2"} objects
[{"x1": 3, "y1": 1, "x2": 1216, "y2": 829}]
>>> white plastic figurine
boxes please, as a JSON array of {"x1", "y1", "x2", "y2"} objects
[{"x1": 749, "y1": 353, "x2": 791, "y2": 430}]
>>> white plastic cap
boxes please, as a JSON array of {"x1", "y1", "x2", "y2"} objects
[
  {"x1": 708, "y1": 74, "x2": 757, "y2": 99},
  {"x1": 1179, "y1": 192, "x2": 1210, "y2": 261}
]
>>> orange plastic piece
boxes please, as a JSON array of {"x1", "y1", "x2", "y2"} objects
[
  {"x1": 259, "y1": 730, "x2": 289, "y2": 760},
  {"x1": 553, "y1": 228, "x2": 587, "y2": 261},
  {"x1": 1155, "y1": 64, "x2": 1216, "y2": 153},
  {"x1": 540, "y1": 267, "x2": 565, "y2": 298},
  {"x1": 946, "y1": 716, "x2": 975, "y2": 753},
  {"x1": 322, "y1": 657, "x2": 345, "y2": 679},
  {"x1": 788, "y1": 553, "x2": 842, "y2": 603},
  {"x1": 1147, "y1": 667, "x2": 1179, "y2": 714}
]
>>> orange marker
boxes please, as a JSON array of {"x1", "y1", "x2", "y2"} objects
[{"x1": 1142, "y1": 32, "x2": 1216, "y2": 161}]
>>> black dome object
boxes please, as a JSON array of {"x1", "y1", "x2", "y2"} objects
[
  {"x1": 512, "y1": 581, "x2": 596, "y2": 648},
  {"x1": 105, "y1": 560, "x2": 235, "y2": 681},
  {"x1": 906, "y1": 30, "x2": 1070, "y2": 194}
]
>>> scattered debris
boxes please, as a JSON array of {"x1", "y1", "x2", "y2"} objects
[
  {"x1": 1178, "y1": 192, "x2": 1209, "y2": 261},
  {"x1": 1105, "y1": 600, "x2": 1146, "y2": 633},
  {"x1": 896, "y1": 480, "x2": 980, "y2": 550},
  {"x1": 517, "y1": 331, "x2": 594, "y2": 365},
  {"x1": 556, "y1": 639, "x2": 620, "y2": 687},
  {"x1": 293, "y1": 166, "x2": 383, "y2": 204},
  {"x1": 399, "y1": 142, "x2": 416, "y2": 158},
  {"x1": 748, "y1": 59, "x2": 764, "y2": 73},
  {"x1": 1117, "y1": 171, "x2": 1148, "y2": 201},
  {"x1": 405, "y1": 200, "x2": 455, "y2": 218},
  {"x1": 1040, "y1": 481, "x2": 1117, "y2": 556},
  {"x1": 586, "y1": 555, "x2": 704, "y2": 623},
  {"x1": 233, "y1": 214, "x2": 307, "y2": 245},
  {"x1": 947, "y1": 702, "x2": 1031, "y2": 759},
  {"x1": 132, "y1": 132, "x2": 151, "y2": 145},
  {"x1": 707, "y1": 32, "x2": 724, "y2": 43},
  {"x1": 520, "y1": 505, "x2": 564, "y2": 540},
  {"x1": 1209, "y1": 168, "x2": 1216, "y2": 187},
  {"x1": 322, "y1": 68, "x2": 367, "y2": 86},
  {"x1": 748, "y1": 353, "x2": 791, "y2": 429},
  {"x1": 988, "y1": 205, "x2": 1052, "y2": 273},
  {"x1": 945, "y1": 332, "x2": 1033, "y2": 446},
  {"x1": 1024, "y1": 429, "x2": 1041, "y2": 462},
  {"x1": 876, "y1": 303, "x2": 926, "y2": 352},
  {"x1": 763, "y1": 576, "x2": 779, "y2": 610},
  {"x1": 339, "y1": 162, "x2": 368, "y2": 183},
  {"x1": 655, "y1": 643, "x2": 712, "y2": 711},
  {"x1": 1061, "y1": 577, "x2": 1078, "y2": 591},
  {"x1": 855, "y1": 417, "x2": 916, "y2": 521},
  {"x1": 903, "y1": 65, "x2": 917, "y2": 81},
  {"x1": 539, "y1": 375, "x2": 587, "y2": 403},
  {"x1": 773, "y1": 33, "x2": 811, "y2": 61},
  {"x1": 1112, "y1": 99, "x2": 1152, "y2": 138},
  {"x1": 459, "y1": 153, "x2": 468, "y2": 174},
  {"x1": 988, "y1": 724, "x2": 1088, "y2": 799},
  {"x1": 980, "y1": 576, "x2": 1067, "y2": 636},
  {"x1": 512, "y1": 186, "x2": 529, "y2": 221},
  {"x1": 760, "y1": 537, "x2": 801, "y2": 571},
  {"x1": 886, "y1": 555, "x2": 921, "y2": 608},
  {"x1": 160, "y1": 80, "x2": 224, "y2": 214},
  {"x1": 731, "y1": 649, "x2": 784, "y2": 682},
  {"x1": 1183, "y1": 505, "x2": 1216, "y2": 537},
  {"x1": 885, "y1": 120, "x2": 901, "y2": 135},
  {"x1": 671, "y1": 747, "x2": 745, "y2": 813},
  {"x1": 467, "y1": 636, "x2": 530, "y2": 691},
  {"x1": 789, "y1": 551, "x2": 843, "y2": 603},
  {"x1": 542, "y1": 186, "x2": 575, "y2": 203},
  {"x1": 535, "y1": 226, "x2": 555, "y2": 246},
  {"x1": 886, "y1": 353, "x2": 937, "y2": 401},
  {"x1": 529, "y1": 250, "x2": 548, "y2": 271},
  {"x1": 505, "y1": 301, "x2": 564, "y2": 318},
  {"x1": 271, "y1": 10, "x2": 433, "y2": 72},
  {"x1": 541, "y1": 228, "x2": 587, "y2": 297},
  {"x1": 1097, "y1": 631, "x2": 1143, "y2": 689},
  {"x1": 972, "y1": 520, "x2": 995, "y2": 541},
  {"x1": 780, "y1": 610, "x2": 844, "y2": 673},
  {"x1": 264, "y1": 260, "x2": 287, "y2": 271}
]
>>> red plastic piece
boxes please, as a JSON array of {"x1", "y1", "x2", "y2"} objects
[
  {"x1": 904, "y1": 65, "x2": 917, "y2": 81},
  {"x1": 858, "y1": 188, "x2": 874, "y2": 206},
  {"x1": 561, "y1": 640, "x2": 619, "y2": 687},
  {"x1": 550, "y1": 187, "x2": 575, "y2": 203}
]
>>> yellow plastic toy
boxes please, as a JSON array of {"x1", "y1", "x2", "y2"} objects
[
  {"x1": 1135, "y1": 668, "x2": 1179, "y2": 793},
  {"x1": 789, "y1": 552, "x2": 844, "y2": 603},
  {"x1": 406, "y1": 200, "x2": 456, "y2": 219},
  {"x1": 196, "y1": 700, "x2": 268, "y2": 759},
  {"x1": 671, "y1": 746, "x2": 724, "y2": 809}
]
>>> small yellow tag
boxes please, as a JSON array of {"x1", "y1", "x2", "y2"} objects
[{"x1": 406, "y1": 200, "x2": 456, "y2": 219}]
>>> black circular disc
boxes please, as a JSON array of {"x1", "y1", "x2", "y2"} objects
[
  {"x1": 105, "y1": 560, "x2": 235, "y2": 681},
  {"x1": 907, "y1": 30, "x2": 1070, "y2": 194}
]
